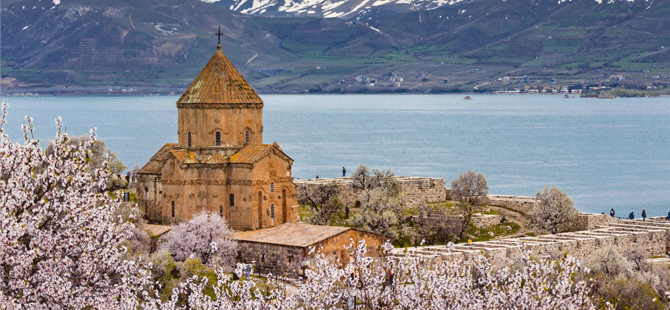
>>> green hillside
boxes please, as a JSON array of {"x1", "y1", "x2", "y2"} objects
[{"x1": 1, "y1": 0, "x2": 669, "y2": 95}]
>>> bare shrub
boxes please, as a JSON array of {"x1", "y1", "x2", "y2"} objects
[
  {"x1": 622, "y1": 248, "x2": 650, "y2": 271},
  {"x1": 297, "y1": 181, "x2": 343, "y2": 225},
  {"x1": 347, "y1": 187, "x2": 410, "y2": 239},
  {"x1": 450, "y1": 170, "x2": 489, "y2": 238},
  {"x1": 586, "y1": 247, "x2": 667, "y2": 309},
  {"x1": 349, "y1": 164, "x2": 399, "y2": 196},
  {"x1": 415, "y1": 204, "x2": 458, "y2": 244}
]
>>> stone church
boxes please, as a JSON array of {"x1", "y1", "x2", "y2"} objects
[{"x1": 137, "y1": 42, "x2": 298, "y2": 231}]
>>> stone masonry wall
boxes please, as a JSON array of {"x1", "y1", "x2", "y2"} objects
[
  {"x1": 295, "y1": 176, "x2": 448, "y2": 206},
  {"x1": 237, "y1": 229, "x2": 384, "y2": 278},
  {"x1": 395, "y1": 177, "x2": 448, "y2": 203},
  {"x1": 297, "y1": 178, "x2": 540, "y2": 213},
  {"x1": 472, "y1": 214, "x2": 502, "y2": 228},
  {"x1": 487, "y1": 195, "x2": 536, "y2": 214},
  {"x1": 236, "y1": 242, "x2": 306, "y2": 277},
  {"x1": 576, "y1": 213, "x2": 624, "y2": 231}
]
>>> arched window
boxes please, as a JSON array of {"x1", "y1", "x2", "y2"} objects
[
  {"x1": 215, "y1": 132, "x2": 221, "y2": 146},
  {"x1": 171, "y1": 201, "x2": 175, "y2": 217},
  {"x1": 220, "y1": 206, "x2": 223, "y2": 216},
  {"x1": 258, "y1": 192, "x2": 262, "y2": 227},
  {"x1": 271, "y1": 204, "x2": 275, "y2": 219},
  {"x1": 282, "y1": 189, "x2": 287, "y2": 223},
  {"x1": 187, "y1": 132, "x2": 192, "y2": 148},
  {"x1": 245, "y1": 131, "x2": 250, "y2": 143},
  {"x1": 270, "y1": 182, "x2": 275, "y2": 193}
]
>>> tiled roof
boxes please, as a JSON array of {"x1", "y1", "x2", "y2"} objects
[
  {"x1": 177, "y1": 45, "x2": 263, "y2": 105},
  {"x1": 139, "y1": 143, "x2": 292, "y2": 174},
  {"x1": 206, "y1": 152, "x2": 227, "y2": 164},
  {"x1": 143, "y1": 224, "x2": 172, "y2": 237},
  {"x1": 230, "y1": 143, "x2": 294, "y2": 164},
  {"x1": 170, "y1": 150, "x2": 190, "y2": 163},
  {"x1": 233, "y1": 223, "x2": 351, "y2": 248},
  {"x1": 137, "y1": 161, "x2": 163, "y2": 175},
  {"x1": 150, "y1": 143, "x2": 178, "y2": 161},
  {"x1": 230, "y1": 144, "x2": 273, "y2": 164},
  {"x1": 138, "y1": 144, "x2": 178, "y2": 174}
]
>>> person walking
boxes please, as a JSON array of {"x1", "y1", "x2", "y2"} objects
[
  {"x1": 629, "y1": 212, "x2": 634, "y2": 220},
  {"x1": 345, "y1": 206, "x2": 350, "y2": 219},
  {"x1": 666, "y1": 211, "x2": 670, "y2": 221},
  {"x1": 642, "y1": 209, "x2": 646, "y2": 221},
  {"x1": 610, "y1": 208, "x2": 615, "y2": 217},
  {"x1": 342, "y1": 167, "x2": 346, "y2": 177}
]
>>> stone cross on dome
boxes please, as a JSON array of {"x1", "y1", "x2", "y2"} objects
[{"x1": 216, "y1": 26, "x2": 223, "y2": 45}]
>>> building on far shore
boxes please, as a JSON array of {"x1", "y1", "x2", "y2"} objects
[{"x1": 137, "y1": 42, "x2": 298, "y2": 230}]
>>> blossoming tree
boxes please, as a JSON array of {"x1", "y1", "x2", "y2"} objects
[
  {"x1": 143, "y1": 240, "x2": 601, "y2": 310},
  {"x1": 159, "y1": 210, "x2": 237, "y2": 266},
  {"x1": 0, "y1": 102, "x2": 147, "y2": 309}
]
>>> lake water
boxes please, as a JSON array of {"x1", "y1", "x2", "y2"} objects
[{"x1": 1, "y1": 94, "x2": 668, "y2": 217}]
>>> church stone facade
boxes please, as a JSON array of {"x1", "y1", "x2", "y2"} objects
[{"x1": 137, "y1": 44, "x2": 298, "y2": 231}]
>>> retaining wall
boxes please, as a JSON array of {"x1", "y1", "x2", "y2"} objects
[
  {"x1": 472, "y1": 214, "x2": 502, "y2": 228},
  {"x1": 394, "y1": 218, "x2": 670, "y2": 266},
  {"x1": 295, "y1": 176, "x2": 448, "y2": 205},
  {"x1": 487, "y1": 195, "x2": 536, "y2": 214}
]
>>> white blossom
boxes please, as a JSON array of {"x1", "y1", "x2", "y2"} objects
[
  {"x1": 159, "y1": 210, "x2": 237, "y2": 266},
  {"x1": 0, "y1": 103, "x2": 148, "y2": 309},
  {"x1": 143, "y1": 240, "x2": 602, "y2": 310}
]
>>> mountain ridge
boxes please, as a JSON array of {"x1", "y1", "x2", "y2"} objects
[
  {"x1": 2, "y1": 0, "x2": 669, "y2": 95},
  {"x1": 207, "y1": 0, "x2": 470, "y2": 20}
]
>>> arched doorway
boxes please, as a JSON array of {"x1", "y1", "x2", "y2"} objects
[{"x1": 282, "y1": 189, "x2": 287, "y2": 223}]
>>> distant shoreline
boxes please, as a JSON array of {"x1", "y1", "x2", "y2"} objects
[
  {"x1": 2, "y1": 88, "x2": 669, "y2": 98},
  {"x1": 3, "y1": 92, "x2": 668, "y2": 98}
]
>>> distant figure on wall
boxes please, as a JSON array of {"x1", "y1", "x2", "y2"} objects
[
  {"x1": 342, "y1": 167, "x2": 346, "y2": 177},
  {"x1": 629, "y1": 212, "x2": 634, "y2": 220},
  {"x1": 610, "y1": 208, "x2": 615, "y2": 217},
  {"x1": 642, "y1": 209, "x2": 647, "y2": 221},
  {"x1": 666, "y1": 211, "x2": 670, "y2": 221}
]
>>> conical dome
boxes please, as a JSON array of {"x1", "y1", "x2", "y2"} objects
[{"x1": 177, "y1": 45, "x2": 263, "y2": 105}]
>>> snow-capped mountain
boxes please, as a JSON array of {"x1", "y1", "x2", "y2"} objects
[{"x1": 206, "y1": 0, "x2": 469, "y2": 20}]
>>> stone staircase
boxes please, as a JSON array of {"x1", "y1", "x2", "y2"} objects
[{"x1": 391, "y1": 217, "x2": 670, "y2": 265}]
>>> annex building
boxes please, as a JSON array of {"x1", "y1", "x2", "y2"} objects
[
  {"x1": 234, "y1": 223, "x2": 385, "y2": 277},
  {"x1": 137, "y1": 42, "x2": 298, "y2": 231}
]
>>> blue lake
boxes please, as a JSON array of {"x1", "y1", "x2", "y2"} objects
[{"x1": 1, "y1": 94, "x2": 668, "y2": 217}]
